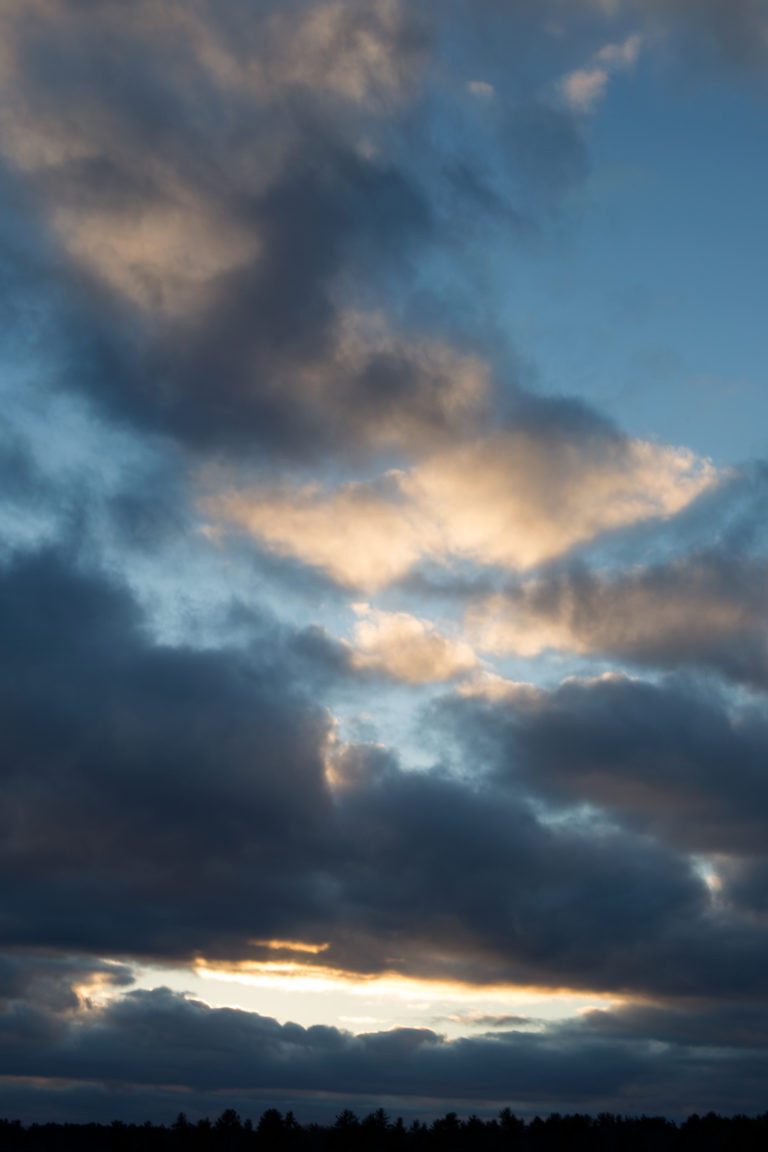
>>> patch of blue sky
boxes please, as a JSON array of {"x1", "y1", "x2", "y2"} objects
[{"x1": 495, "y1": 59, "x2": 768, "y2": 465}]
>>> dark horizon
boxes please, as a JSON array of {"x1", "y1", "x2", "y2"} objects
[{"x1": 4, "y1": 1106, "x2": 768, "y2": 1152}]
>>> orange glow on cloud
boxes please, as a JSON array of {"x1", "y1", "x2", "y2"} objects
[
  {"x1": 348, "y1": 605, "x2": 480, "y2": 683},
  {"x1": 253, "y1": 939, "x2": 330, "y2": 955},
  {"x1": 204, "y1": 432, "x2": 717, "y2": 590},
  {"x1": 194, "y1": 958, "x2": 620, "y2": 1008},
  {"x1": 0, "y1": 1, "x2": 428, "y2": 318}
]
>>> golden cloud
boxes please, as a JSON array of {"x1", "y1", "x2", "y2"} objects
[
  {"x1": 205, "y1": 431, "x2": 717, "y2": 589},
  {"x1": 348, "y1": 605, "x2": 480, "y2": 683}
]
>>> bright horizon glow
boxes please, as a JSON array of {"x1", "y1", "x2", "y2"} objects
[{"x1": 120, "y1": 960, "x2": 625, "y2": 1039}]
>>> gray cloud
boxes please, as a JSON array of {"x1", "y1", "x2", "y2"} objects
[
  {"x1": 0, "y1": 546, "x2": 337, "y2": 960},
  {"x1": 583, "y1": 998, "x2": 768, "y2": 1050},
  {"x1": 3, "y1": 976, "x2": 768, "y2": 1120},
  {"x1": 5, "y1": 545, "x2": 764, "y2": 998},
  {"x1": 629, "y1": 0, "x2": 768, "y2": 69},
  {"x1": 0, "y1": 0, "x2": 599, "y2": 464},
  {"x1": 451, "y1": 673, "x2": 768, "y2": 858},
  {"x1": 0, "y1": 954, "x2": 133, "y2": 1014},
  {"x1": 469, "y1": 550, "x2": 768, "y2": 688},
  {"x1": 0, "y1": 0, "x2": 460, "y2": 459}
]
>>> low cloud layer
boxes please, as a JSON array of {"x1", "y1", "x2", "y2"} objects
[{"x1": 3, "y1": 967, "x2": 768, "y2": 1123}]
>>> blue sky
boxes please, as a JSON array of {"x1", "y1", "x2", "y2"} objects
[{"x1": 3, "y1": 0, "x2": 768, "y2": 1126}]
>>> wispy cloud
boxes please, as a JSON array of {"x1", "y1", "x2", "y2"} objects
[{"x1": 559, "y1": 33, "x2": 644, "y2": 113}]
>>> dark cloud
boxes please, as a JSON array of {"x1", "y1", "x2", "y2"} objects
[
  {"x1": 32, "y1": 139, "x2": 451, "y2": 461},
  {"x1": 138, "y1": 145, "x2": 437, "y2": 456},
  {"x1": 3, "y1": 980, "x2": 768, "y2": 1121},
  {"x1": 716, "y1": 856, "x2": 768, "y2": 917},
  {"x1": 0, "y1": 954, "x2": 133, "y2": 1014},
  {"x1": 0, "y1": 546, "x2": 336, "y2": 960},
  {"x1": 323, "y1": 764, "x2": 711, "y2": 993},
  {"x1": 0, "y1": 0, "x2": 600, "y2": 463},
  {"x1": 0, "y1": 0, "x2": 478, "y2": 460},
  {"x1": 583, "y1": 998, "x2": 768, "y2": 1050},
  {"x1": 3, "y1": 545, "x2": 759, "y2": 998},
  {"x1": 452, "y1": 673, "x2": 768, "y2": 858}
]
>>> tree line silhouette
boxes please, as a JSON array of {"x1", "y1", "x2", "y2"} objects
[{"x1": 2, "y1": 1107, "x2": 768, "y2": 1152}]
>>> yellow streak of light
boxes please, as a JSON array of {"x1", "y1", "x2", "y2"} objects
[
  {"x1": 194, "y1": 959, "x2": 622, "y2": 1009},
  {"x1": 252, "y1": 939, "x2": 330, "y2": 954},
  {"x1": 72, "y1": 972, "x2": 127, "y2": 1007}
]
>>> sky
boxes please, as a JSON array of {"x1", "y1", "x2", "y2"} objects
[{"x1": 2, "y1": 0, "x2": 768, "y2": 1126}]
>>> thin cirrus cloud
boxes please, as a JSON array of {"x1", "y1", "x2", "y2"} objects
[{"x1": 204, "y1": 429, "x2": 717, "y2": 590}]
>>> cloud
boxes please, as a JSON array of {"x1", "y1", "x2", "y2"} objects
[
  {"x1": 204, "y1": 473, "x2": 424, "y2": 591},
  {"x1": 0, "y1": 0, "x2": 489, "y2": 459},
  {"x1": 467, "y1": 551, "x2": 768, "y2": 688},
  {"x1": 0, "y1": 955, "x2": 134, "y2": 1015},
  {"x1": 0, "y1": 545, "x2": 339, "y2": 962},
  {"x1": 0, "y1": 0, "x2": 597, "y2": 465},
  {"x1": 347, "y1": 605, "x2": 480, "y2": 683},
  {"x1": 465, "y1": 80, "x2": 496, "y2": 104},
  {"x1": 628, "y1": 0, "x2": 768, "y2": 69},
  {"x1": 8, "y1": 545, "x2": 764, "y2": 999},
  {"x1": 559, "y1": 33, "x2": 643, "y2": 113},
  {"x1": 560, "y1": 67, "x2": 611, "y2": 113},
  {"x1": 58, "y1": 143, "x2": 457, "y2": 457},
  {"x1": 456, "y1": 673, "x2": 542, "y2": 704},
  {"x1": 451, "y1": 672, "x2": 768, "y2": 858},
  {"x1": 2, "y1": 0, "x2": 768, "y2": 1125},
  {"x1": 4, "y1": 977, "x2": 768, "y2": 1120},
  {"x1": 206, "y1": 429, "x2": 716, "y2": 589},
  {"x1": 554, "y1": 0, "x2": 768, "y2": 71},
  {"x1": 583, "y1": 998, "x2": 768, "y2": 1050}
]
